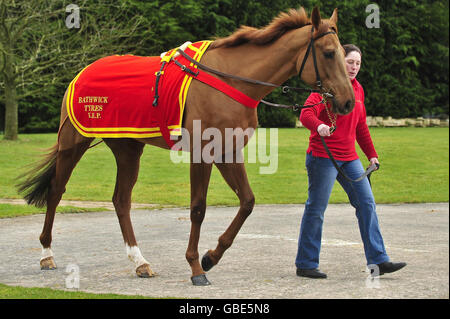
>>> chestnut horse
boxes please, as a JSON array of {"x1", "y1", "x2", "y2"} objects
[{"x1": 17, "y1": 7, "x2": 354, "y2": 285}]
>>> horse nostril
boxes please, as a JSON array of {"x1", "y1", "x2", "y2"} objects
[{"x1": 345, "y1": 100, "x2": 353, "y2": 113}]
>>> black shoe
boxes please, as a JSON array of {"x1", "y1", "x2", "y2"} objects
[
  {"x1": 373, "y1": 261, "x2": 407, "y2": 276},
  {"x1": 296, "y1": 268, "x2": 327, "y2": 279}
]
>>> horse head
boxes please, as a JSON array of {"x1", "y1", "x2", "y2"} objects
[{"x1": 296, "y1": 7, "x2": 355, "y2": 115}]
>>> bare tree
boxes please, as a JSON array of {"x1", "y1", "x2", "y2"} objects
[{"x1": 0, "y1": 0, "x2": 147, "y2": 140}]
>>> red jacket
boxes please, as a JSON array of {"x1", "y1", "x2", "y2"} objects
[{"x1": 299, "y1": 78, "x2": 378, "y2": 161}]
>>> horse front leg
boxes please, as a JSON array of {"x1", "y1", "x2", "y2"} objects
[
  {"x1": 201, "y1": 161, "x2": 255, "y2": 273},
  {"x1": 187, "y1": 161, "x2": 212, "y2": 286}
]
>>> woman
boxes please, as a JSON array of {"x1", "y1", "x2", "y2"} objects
[{"x1": 295, "y1": 44, "x2": 406, "y2": 279}]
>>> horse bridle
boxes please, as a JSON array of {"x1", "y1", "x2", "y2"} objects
[
  {"x1": 298, "y1": 26, "x2": 336, "y2": 96},
  {"x1": 176, "y1": 25, "x2": 379, "y2": 183}
]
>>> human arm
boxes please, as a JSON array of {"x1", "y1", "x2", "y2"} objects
[
  {"x1": 299, "y1": 93, "x2": 327, "y2": 133},
  {"x1": 356, "y1": 88, "x2": 378, "y2": 166}
]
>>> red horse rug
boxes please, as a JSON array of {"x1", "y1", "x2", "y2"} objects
[{"x1": 66, "y1": 41, "x2": 212, "y2": 144}]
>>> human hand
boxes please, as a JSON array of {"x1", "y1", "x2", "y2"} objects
[
  {"x1": 369, "y1": 157, "x2": 380, "y2": 169},
  {"x1": 317, "y1": 124, "x2": 331, "y2": 136}
]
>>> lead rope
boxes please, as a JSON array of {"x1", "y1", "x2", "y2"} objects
[
  {"x1": 318, "y1": 97, "x2": 379, "y2": 183},
  {"x1": 320, "y1": 133, "x2": 380, "y2": 183},
  {"x1": 325, "y1": 102, "x2": 337, "y2": 134}
]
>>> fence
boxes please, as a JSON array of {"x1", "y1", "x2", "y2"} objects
[{"x1": 296, "y1": 116, "x2": 449, "y2": 128}]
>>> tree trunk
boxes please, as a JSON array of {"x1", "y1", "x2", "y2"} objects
[{"x1": 3, "y1": 62, "x2": 18, "y2": 141}]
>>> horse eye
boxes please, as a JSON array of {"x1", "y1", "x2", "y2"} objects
[{"x1": 324, "y1": 51, "x2": 335, "y2": 59}]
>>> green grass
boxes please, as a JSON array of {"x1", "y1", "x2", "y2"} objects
[
  {"x1": 0, "y1": 203, "x2": 105, "y2": 218},
  {"x1": 0, "y1": 283, "x2": 152, "y2": 299},
  {"x1": 0, "y1": 127, "x2": 448, "y2": 299},
  {"x1": 1, "y1": 128, "x2": 448, "y2": 208}
]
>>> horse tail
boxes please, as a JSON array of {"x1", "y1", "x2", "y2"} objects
[{"x1": 16, "y1": 143, "x2": 59, "y2": 208}]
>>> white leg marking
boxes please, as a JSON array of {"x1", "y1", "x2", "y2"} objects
[
  {"x1": 41, "y1": 247, "x2": 54, "y2": 261},
  {"x1": 126, "y1": 245, "x2": 149, "y2": 268}
]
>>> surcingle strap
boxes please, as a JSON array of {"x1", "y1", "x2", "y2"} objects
[
  {"x1": 155, "y1": 41, "x2": 212, "y2": 148},
  {"x1": 153, "y1": 62, "x2": 166, "y2": 107},
  {"x1": 153, "y1": 47, "x2": 181, "y2": 107}
]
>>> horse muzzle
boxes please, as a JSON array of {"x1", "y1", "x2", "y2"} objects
[{"x1": 332, "y1": 97, "x2": 354, "y2": 115}]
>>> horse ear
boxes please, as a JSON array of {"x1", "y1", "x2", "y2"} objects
[
  {"x1": 330, "y1": 8, "x2": 338, "y2": 24},
  {"x1": 311, "y1": 6, "x2": 321, "y2": 30}
]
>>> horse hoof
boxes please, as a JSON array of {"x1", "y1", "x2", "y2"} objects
[
  {"x1": 191, "y1": 274, "x2": 211, "y2": 286},
  {"x1": 201, "y1": 251, "x2": 215, "y2": 272},
  {"x1": 136, "y1": 263, "x2": 155, "y2": 278},
  {"x1": 40, "y1": 257, "x2": 57, "y2": 270}
]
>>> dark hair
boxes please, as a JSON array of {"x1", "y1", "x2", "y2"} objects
[{"x1": 343, "y1": 44, "x2": 362, "y2": 57}]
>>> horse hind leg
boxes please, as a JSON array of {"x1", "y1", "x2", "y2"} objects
[
  {"x1": 41, "y1": 128, "x2": 93, "y2": 269},
  {"x1": 104, "y1": 138, "x2": 154, "y2": 278},
  {"x1": 17, "y1": 120, "x2": 93, "y2": 270}
]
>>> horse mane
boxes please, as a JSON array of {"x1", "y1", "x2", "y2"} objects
[{"x1": 210, "y1": 7, "x2": 314, "y2": 49}]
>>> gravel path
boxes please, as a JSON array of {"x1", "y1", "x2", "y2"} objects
[{"x1": 0, "y1": 203, "x2": 448, "y2": 299}]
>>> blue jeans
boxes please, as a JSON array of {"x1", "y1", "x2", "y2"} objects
[{"x1": 295, "y1": 153, "x2": 389, "y2": 269}]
